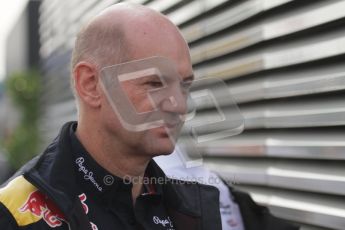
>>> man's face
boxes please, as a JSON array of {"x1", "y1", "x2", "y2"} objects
[
  {"x1": 97, "y1": 15, "x2": 194, "y2": 158},
  {"x1": 123, "y1": 58, "x2": 192, "y2": 140},
  {"x1": 99, "y1": 44, "x2": 193, "y2": 157}
]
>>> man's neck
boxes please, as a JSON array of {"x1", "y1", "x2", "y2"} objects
[{"x1": 75, "y1": 122, "x2": 151, "y2": 203}]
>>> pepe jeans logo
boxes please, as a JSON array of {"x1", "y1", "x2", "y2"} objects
[
  {"x1": 75, "y1": 157, "x2": 103, "y2": 192},
  {"x1": 153, "y1": 216, "x2": 174, "y2": 229}
]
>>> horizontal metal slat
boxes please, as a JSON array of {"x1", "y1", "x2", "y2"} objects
[
  {"x1": 188, "y1": 95, "x2": 345, "y2": 130},
  {"x1": 198, "y1": 132, "x2": 345, "y2": 160},
  {"x1": 195, "y1": 35, "x2": 345, "y2": 80},
  {"x1": 262, "y1": 0, "x2": 345, "y2": 40},
  {"x1": 191, "y1": 28, "x2": 263, "y2": 64},
  {"x1": 204, "y1": 159, "x2": 345, "y2": 196},
  {"x1": 300, "y1": 225, "x2": 333, "y2": 230},
  {"x1": 265, "y1": 36, "x2": 345, "y2": 69},
  {"x1": 242, "y1": 99, "x2": 345, "y2": 129},
  {"x1": 147, "y1": 0, "x2": 184, "y2": 12},
  {"x1": 191, "y1": 0, "x2": 345, "y2": 64},
  {"x1": 230, "y1": 67, "x2": 345, "y2": 103},
  {"x1": 182, "y1": 0, "x2": 293, "y2": 42},
  {"x1": 230, "y1": 185, "x2": 345, "y2": 230},
  {"x1": 128, "y1": 0, "x2": 150, "y2": 4},
  {"x1": 168, "y1": 0, "x2": 228, "y2": 26}
]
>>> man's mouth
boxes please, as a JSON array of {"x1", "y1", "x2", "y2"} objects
[{"x1": 155, "y1": 122, "x2": 181, "y2": 138}]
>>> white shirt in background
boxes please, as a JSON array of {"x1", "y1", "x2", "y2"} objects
[{"x1": 154, "y1": 150, "x2": 245, "y2": 230}]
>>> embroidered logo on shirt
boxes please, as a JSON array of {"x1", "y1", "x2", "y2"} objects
[
  {"x1": 79, "y1": 194, "x2": 98, "y2": 230},
  {"x1": 153, "y1": 216, "x2": 175, "y2": 229},
  {"x1": 19, "y1": 191, "x2": 98, "y2": 229},
  {"x1": 19, "y1": 190, "x2": 66, "y2": 227},
  {"x1": 76, "y1": 157, "x2": 103, "y2": 192}
]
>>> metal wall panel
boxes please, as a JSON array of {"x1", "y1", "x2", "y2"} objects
[{"x1": 38, "y1": 0, "x2": 345, "y2": 229}]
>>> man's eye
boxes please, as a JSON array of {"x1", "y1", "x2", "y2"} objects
[
  {"x1": 146, "y1": 81, "x2": 163, "y2": 88},
  {"x1": 181, "y1": 82, "x2": 192, "y2": 91}
]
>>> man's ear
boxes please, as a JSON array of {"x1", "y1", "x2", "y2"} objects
[{"x1": 73, "y1": 62, "x2": 101, "y2": 108}]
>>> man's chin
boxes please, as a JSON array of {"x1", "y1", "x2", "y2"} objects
[
  {"x1": 151, "y1": 142, "x2": 176, "y2": 157},
  {"x1": 148, "y1": 127, "x2": 180, "y2": 156}
]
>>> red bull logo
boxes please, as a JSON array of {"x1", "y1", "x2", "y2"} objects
[
  {"x1": 19, "y1": 190, "x2": 66, "y2": 227},
  {"x1": 19, "y1": 191, "x2": 98, "y2": 229}
]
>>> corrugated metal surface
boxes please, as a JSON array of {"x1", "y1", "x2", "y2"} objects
[{"x1": 38, "y1": 0, "x2": 345, "y2": 229}]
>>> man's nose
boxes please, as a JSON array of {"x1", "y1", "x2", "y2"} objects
[{"x1": 160, "y1": 86, "x2": 188, "y2": 115}]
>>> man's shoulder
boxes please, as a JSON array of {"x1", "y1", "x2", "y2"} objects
[
  {"x1": 0, "y1": 175, "x2": 41, "y2": 228},
  {"x1": 166, "y1": 179, "x2": 222, "y2": 229},
  {"x1": 166, "y1": 178, "x2": 220, "y2": 214},
  {"x1": 168, "y1": 178, "x2": 220, "y2": 198},
  {"x1": 150, "y1": 160, "x2": 220, "y2": 215},
  {"x1": 0, "y1": 141, "x2": 59, "y2": 229},
  {"x1": 175, "y1": 179, "x2": 220, "y2": 207},
  {"x1": 0, "y1": 175, "x2": 36, "y2": 197}
]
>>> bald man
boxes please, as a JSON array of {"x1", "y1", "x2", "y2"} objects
[{"x1": 0, "y1": 3, "x2": 221, "y2": 230}]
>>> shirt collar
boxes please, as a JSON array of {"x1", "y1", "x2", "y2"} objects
[{"x1": 69, "y1": 123, "x2": 162, "y2": 207}]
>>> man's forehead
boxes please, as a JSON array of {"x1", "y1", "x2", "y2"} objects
[{"x1": 122, "y1": 16, "x2": 191, "y2": 71}]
